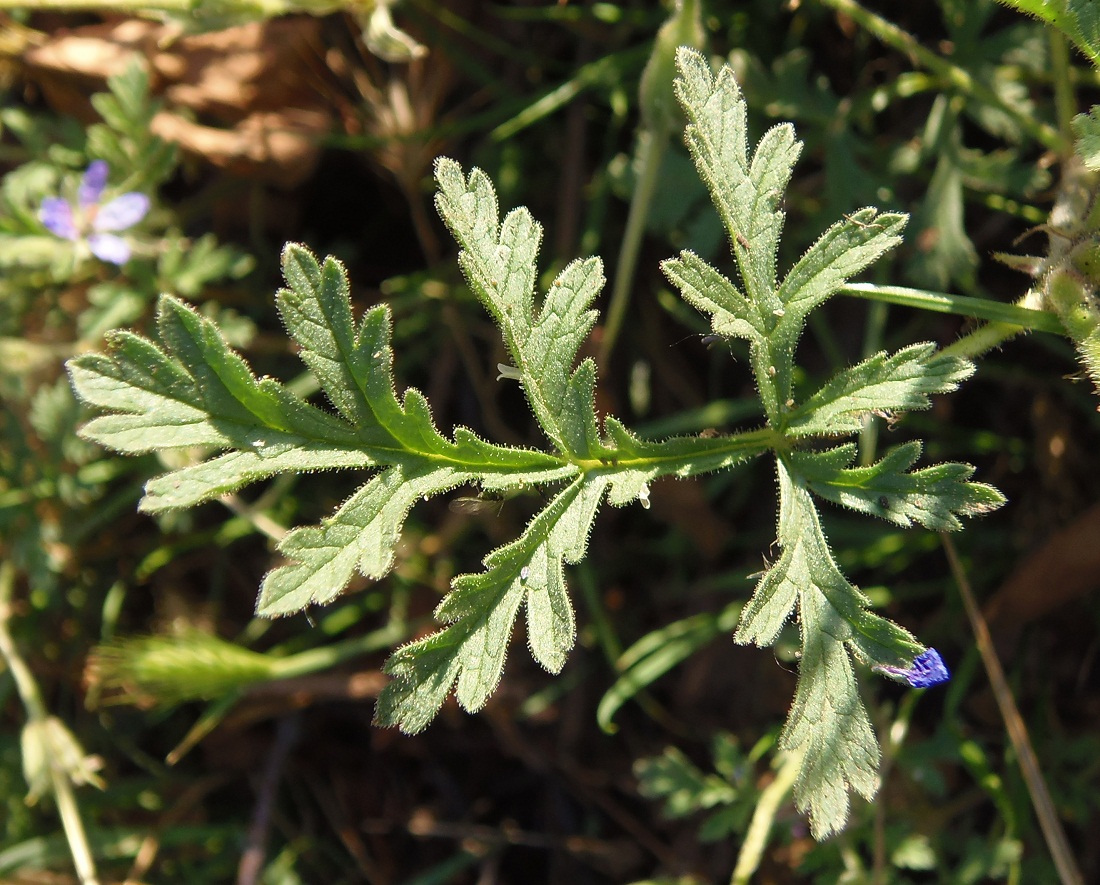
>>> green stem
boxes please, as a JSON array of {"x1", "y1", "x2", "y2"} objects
[
  {"x1": 51, "y1": 766, "x2": 101, "y2": 885},
  {"x1": 938, "y1": 320, "x2": 1028, "y2": 361},
  {"x1": 819, "y1": 0, "x2": 1065, "y2": 153},
  {"x1": 1048, "y1": 29, "x2": 1077, "y2": 157},
  {"x1": 600, "y1": 0, "x2": 702, "y2": 366},
  {"x1": 0, "y1": 564, "x2": 100, "y2": 885},
  {"x1": 841, "y1": 283, "x2": 1063, "y2": 334},
  {"x1": 0, "y1": 564, "x2": 47, "y2": 721},
  {"x1": 600, "y1": 126, "x2": 670, "y2": 365},
  {"x1": 871, "y1": 692, "x2": 918, "y2": 884},
  {"x1": 730, "y1": 747, "x2": 803, "y2": 885},
  {"x1": 267, "y1": 619, "x2": 408, "y2": 680}
]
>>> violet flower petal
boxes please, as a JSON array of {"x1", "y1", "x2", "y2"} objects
[
  {"x1": 88, "y1": 233, "x2": 132, "y2": 265},
  {"x1": 39, "y1": 197, "x2": 79, "y2": 240},
  {"x1": 79, "y1": 160, "x2": 109, "y2": 208},
  {"x1": 94, "y1": 193, "x2": 150, "y2": 231},
  {"x1": 905, "y1": 649, "x2": 950, "y2": 688}
]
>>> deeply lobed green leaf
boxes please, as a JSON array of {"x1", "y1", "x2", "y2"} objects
[
  {"x1": 68, "y1": 46, "x2": 1009, "y2": 845},
  {"x1": 434, "y1": 158, "x2": 603, "y2": 458},
  {"x1": 735, "y1": 461, "x2": 923, "y2": 838},
  {"x1": 374, "y1": 475, "x2": 609, "y2": 732},
  {"x1": 670, "y1": 47, "x2": 1002, "y2": 838},
  {"x1": 68, "y1": 247, "x2": 574, "y2": 622},
  {"x1": 794, "y1": 443, "x2": 1005, "y2": 531}
]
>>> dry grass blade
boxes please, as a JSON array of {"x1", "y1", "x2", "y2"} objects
[{"x1": 941, "y1": 532, "x2": 1084, "y2": 885}]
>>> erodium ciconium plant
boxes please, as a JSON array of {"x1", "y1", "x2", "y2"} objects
[{"x1": 67, "y1": 48, "x2": 1003, "y2": 838}]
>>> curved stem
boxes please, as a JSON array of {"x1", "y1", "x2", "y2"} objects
[
  {"x1": 730, "y1": 747, "x2": 803, "y2": 885},
  {"x1": 0, "y1": 564, "x2": 100, "y2": 885},
  {"x1": 600, "y1": 126, "x2": 670, "y2": 365}
]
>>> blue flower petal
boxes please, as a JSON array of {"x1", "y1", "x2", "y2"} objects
[
  {"x1": 88, "y1": 232, "x2": 131, "y2": 265},
  {"x1": 906, "y1": 648, "x2": 950, "y2": 688},
  {"x1": 94, "y1": 192, "x2": 150, "y2": 232},
  {"x1": 39, "y1": 196, "x2": 78, "y2": 240},
  {"x1": 79, "y1": 160, "x2": 109, "y2": 208}
]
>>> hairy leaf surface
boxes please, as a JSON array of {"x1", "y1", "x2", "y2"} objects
[
  {"x1": 670, "y1": 47, "x2": 1001, "y2": 838},
  {"x1": 69, "y1": 46, "x2": 1008, "y2": 844},
  {"x1": 793, "y1": 444, "x2": 1006, "y2": 531},
  {"x1": 785, "y1": 344, "x2": 974, "y2": 437}
]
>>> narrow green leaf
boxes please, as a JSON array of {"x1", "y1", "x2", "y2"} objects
[
  {"x1": 68, "y1": 297, "x2": 358, "y2": 456},
  {"x1": 141, "y1": 447, "x2": 372, "y2": 513},
  {"x1": 776, "y1": 208, "x2": 907, "y2": 322},
  {"x1": 674, "y1": 47, "x2": 800, "y2": 312},
  {"x1": 661, "y1": 250, "x2": 762, "y2": 342},
  {"x1": 276, "y1": 243, "x2": 378, "y2": 429},
  {"x1": 597, "y1": 602, "x2": 741, "y2": 733},
  {"x1": 909, "y1": 102, "x2": 979, "y2": 290}
]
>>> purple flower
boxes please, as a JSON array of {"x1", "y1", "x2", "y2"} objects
[
  {"x1": 875, "y1": 648, "x2": 950, "y2": 688},
  {"x1": 39, "y1": 160, "x2": 150, "y2": 265}
]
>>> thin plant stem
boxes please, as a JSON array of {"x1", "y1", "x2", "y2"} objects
[
  {"x1": 266, "y1": 618, "x2": 409, "y2": 680},
  {"x1": 730, "y1": 747, "x2": 802, "y2": 885},
  {"x1": 938, "y1": 319, "x2": 1030, "y2": 361},
  {"x1": 50, "y1": 767, "x2": 101, "y2": 885},
  {"x1": 220, "y1": 493, "x2": 288, "y2": 543},
  {"x1": 940, "y1": 533, "x2": 1084, "y2": 885},
  {"x1": 0, "y1": 563, "x2": 100, "y2": 885},
  {"x1": 1048, "y1": 30, "x2": 1078, "y2": 157},
  {"x1": 840, "y1": 283, "x2": 1062, "y2": 334},
  {"x1": 600, "y1": 126, "x2": 669, "y2": 365},
  {"x1": 600, "y1": 0, "x2": 702, "y2": 365},
  {"x1": 871, "y1": 692, "x2": 918, "y2": 885},
  {"x1": 164, "y1": 618, "x2": 413, "y2": 765}
]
